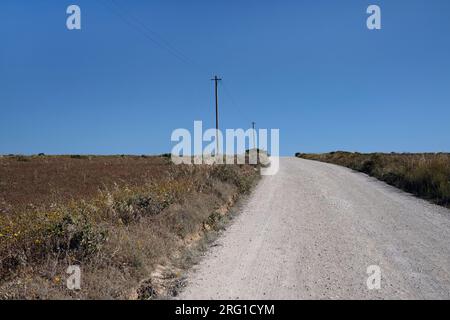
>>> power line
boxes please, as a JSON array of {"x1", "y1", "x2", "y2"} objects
[
  {"x1": 96, "y1": 1, "x2": 248, "y2": 140},
  {"x1": 108, "y1": 0, "x2": 203, "y2": 70},
  {"x1": 97, "y1": 0, "x2": 209, "y2": 75},
  {"x1": 220, "y1": 80, "x2": 241, "y2": 111},
  {"x1": 98, "y1": 0, "x2": 189, "y2": 64}
]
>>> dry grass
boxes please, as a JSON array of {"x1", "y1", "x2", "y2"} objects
[
  {"x1": 0, "y1": 155, "x2": 259, "y2": 299},
  {"x1": 296, "y1": 152, "x2": 450, "y2": 208},
  {"x1": 0, "y1": 155, "x2": 169, "y2": 213}
]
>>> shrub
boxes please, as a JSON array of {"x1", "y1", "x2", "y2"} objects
[
  {"x1": 0, "y1": 156, "x2": 259, "y2": 299},
  {"x1": 112, "y1": 193, "x2": 171, "y2": 224},
  {"x1": 16, "y1": 156, "x2": 29, "y2": 162},
  {"x1": 211, "y1": 165, "x2": 255, "y2": 194},
  {"x1": 46, "y1": 213, "x2": 107, "y2": 259}
]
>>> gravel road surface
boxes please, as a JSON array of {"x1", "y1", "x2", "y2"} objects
[{"x1": 179, "y1": 158, "x2": 450, "y2": 299}]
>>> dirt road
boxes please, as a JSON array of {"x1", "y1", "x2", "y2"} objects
[{"x1": 179, "y1": 158, "x2": 450, "y2": 299}]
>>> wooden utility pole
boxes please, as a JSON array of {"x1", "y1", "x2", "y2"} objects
[{"x1": 211, "y1": 75, "x2": 222, "y2": 155}]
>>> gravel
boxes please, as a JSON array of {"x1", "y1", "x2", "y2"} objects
[{"x1": 178, "y1": 158, "x2": 450, "y2": 299}]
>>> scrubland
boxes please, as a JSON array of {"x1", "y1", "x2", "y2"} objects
[{"x1": 0, "y1": 155, "x2": 259, "y2": 299}]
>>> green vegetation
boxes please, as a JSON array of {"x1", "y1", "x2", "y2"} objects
[
  {"x1": 296, "y1": 152, "x2": 450, "y2": 208},
  {"x1": 0, "y1": 156, "x2": 259, "y2": 299}
]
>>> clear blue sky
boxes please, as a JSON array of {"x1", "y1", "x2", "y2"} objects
[{"x1": 1, "y1": 0, "x2": 449, "y2": 156}]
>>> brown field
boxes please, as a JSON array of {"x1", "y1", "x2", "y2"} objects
[
  {"x1": 0, "y1": 155, "x2": 169, "y2": 214},
  {"x1": 0, "y1": 155, "x2": 259, "y2": 299},
  {"x1": 296, "y1": 152, "x2": 450, "y2": 208}
]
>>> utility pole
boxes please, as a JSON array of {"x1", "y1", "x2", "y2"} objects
[
  {"x1": 252, "y1": 121, "x2": 256, "y2": 150},
  {"x1": 211, "y1": 75, "x2": 222, "y2": 155}
]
